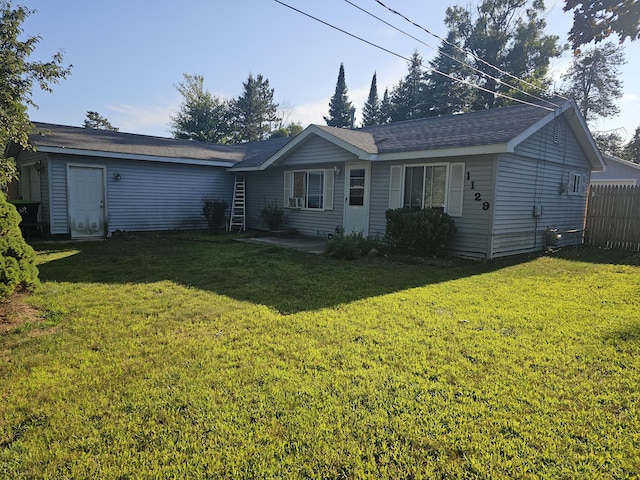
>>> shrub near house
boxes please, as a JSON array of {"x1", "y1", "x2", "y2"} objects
[{"x1": 0, "y1": 193, "x2": 38, "y2": 299}]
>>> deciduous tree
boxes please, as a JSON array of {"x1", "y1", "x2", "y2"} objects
[
  {"x1": 170, "y1": 73, "x2": 232, "y2": 143},
  {"x1": 444, "y1": 0, "x2": 561, "y2": 110},
  {"x1": 561, "y1": 42, "x2": 625, "y2": 123},
  {"x1": 0, "y1": 1, "x2": 71, "y2": 188},
  {"x1": 564, "y1": 0, "x2": 640, "y2": 50}
]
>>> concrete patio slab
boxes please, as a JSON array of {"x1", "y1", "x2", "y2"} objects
[{"x1": 237, "y1": 235, "x2": 328, "y2": 254}]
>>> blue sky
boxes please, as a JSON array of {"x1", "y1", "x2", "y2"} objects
[{"x1": 24, "y1": 0, "x2": 640, "y2": 141}]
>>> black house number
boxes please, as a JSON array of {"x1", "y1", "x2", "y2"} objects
[{"x1": 467, "y1": 172, "x2": 491, "y2": 211}]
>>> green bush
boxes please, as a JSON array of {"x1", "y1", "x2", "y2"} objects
[
  {"x1": 202, "y1": 197, "x2": 228, "y2": 234},
  {"x1": 385, "y1": 207, "x2": 457, "y2": 257},
  {"x1": 260, "y1": 200, "x2": 286, "y2": 231},
  {"x1": 326, "y1": 231, "x2": 385, "y2": 260},
  {"x1": 0, "y1": 192, "x2": 39, "y2": 299}
]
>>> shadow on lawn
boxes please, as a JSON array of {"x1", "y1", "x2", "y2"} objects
[{"x1": 34, "y1": 233, "x2": 536, "y2": 314}]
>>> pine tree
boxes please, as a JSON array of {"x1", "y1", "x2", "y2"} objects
[
  {"x1": 362, "y1": 72, "x2": 381, "y2": 126},
  {"x1": 232, "y1": 73, "x2": 280, "y2": 142},
  {"x1": 84, "y1": 111, "x2": 118, "y2": 131},
  {"x1": 390, "y1": 51, "x2": 427, "y2": 122},
  {"x1": 379, "y1": 88, "x2": 392, "y2": 125},
  {"x1": 423, "y1": 31, "x2": 472, "y2": 116},
  {"x1": 324, "y1": 63, "x2": 354, "y2": 128},
  {"x1": 623, "y1": 126, "x2": 640, "y2": 163}
]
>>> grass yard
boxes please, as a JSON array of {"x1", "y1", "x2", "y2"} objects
[{"x1": 1, "y1": 232, "x2": 639, "y2": 479}]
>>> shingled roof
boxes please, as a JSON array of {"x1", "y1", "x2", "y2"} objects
[
  {"x1": 232, "y1": 101, "x2": 595, "y2": 171},
  {"x1": 17, "y1": 123, "x2": 293, "y2": 166},
  {"x1": 360, "y1": 102, "x2": 551, "y2": 153}
]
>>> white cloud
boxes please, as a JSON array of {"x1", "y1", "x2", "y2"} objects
[{"x1": 107, "y1": 102, "x2": 178, "y2": 137}]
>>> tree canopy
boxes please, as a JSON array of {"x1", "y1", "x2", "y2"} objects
[
  {"x1": 324, "y1": 63, "x2": 354, "y2": 128},
  {"x1": 390, "y1": 51, "x2": 427, "y2": 122},
  {"x1": 362, "y1": 72, "x2": 381, "y2": 127},
  {"x1": 84, "y1": 111, "x2": 118, "y2": 131},
  {"x1": 169, "y1": 73, "x2": 233, "y2": 143},
  {"x1": 564, "y1": 0, "x2": 640, "y2": 50},
  {"x1": 443, "y1": 0, "x2": 561, "y2": 110},
  {"x1": 561, "y1": 42, "x2": 626, "y2": 123},
  {"x1": 0, "y1": 1, "x2": 71, "y2": 187},
  {"x1": 232, "y1": 73, "x2": 280, "y2": 143}
]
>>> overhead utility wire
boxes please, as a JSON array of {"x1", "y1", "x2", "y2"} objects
[
  {"x1": 344, "y1": 0, "x2": 558, "y2": 108},
  {"x1": 372, "y1": 0, "x2": 569, "y2": 104},
  {"x1": 274, "y1": 0, "x2": 554, "y2": 111}
]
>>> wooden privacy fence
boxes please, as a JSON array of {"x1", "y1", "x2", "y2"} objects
[{"x1": 585, "y1": 185, "x2": 640, "y2": 251}]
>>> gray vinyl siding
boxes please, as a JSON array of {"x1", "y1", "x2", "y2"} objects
[
  {"x1": 452, "y1": 156, "x2": 495, "y2": 259},
  {"x1": 243, "y1": 136, "x2": 355, "y2": 237},
  {"x1": 492, "y1": 119, "x2": 591, "y2": 257},
  {"x1": 245, "y1": 166, "x2": 344, "y2": 237},
  {"x1": 369, "y1": 156, "x2": 495, "y2": 259},
  {"x1": 48, "y1": 153, "x2": 232, "y2": 236},
  {"x1": 14, "y1": 151, "x2": 50, "y2": 229}
]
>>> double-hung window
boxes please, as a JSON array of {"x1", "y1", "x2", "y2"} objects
[{"x1": 285, "y1": 169, "x2": 334, "y2": 210}]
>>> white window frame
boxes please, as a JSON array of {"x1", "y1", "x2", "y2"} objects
[
  {"x1": 568, "y1": 171, "x2": 586, "y2": 196},
  {"x1": 388, "y1": 162, "x2": 465, "y2": 217},
  {"x1": 284, "y1": 169, "x2": 334, "y2": 211}
]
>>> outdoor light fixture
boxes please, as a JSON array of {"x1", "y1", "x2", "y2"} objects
[
  {"x1": 114, "y1": 173, "x2": 122, "y2": 181},
  {"x1": 333, "y1": 166, "x2": 341, "y2": 176}
]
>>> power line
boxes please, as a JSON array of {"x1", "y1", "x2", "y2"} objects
[
  {"x1": 344, "y1": 0, "x2": 560, "y2": 108},
  {"x1": 274, "y1": 0, "x2": 555, "y2": 111},
  {"x1": 371, "y1": 0, "x2": 569, "y2": 104}
]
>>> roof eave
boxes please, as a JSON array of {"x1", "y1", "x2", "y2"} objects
[
  {"x1": 256, "y1": 125, "x2": 373, "y2": 170},
  {"x1": 376, "y1": 144, "x2": 508, "y2": 161},
  {"x1": 36, "y1": 146, "x2": 238, "y2": 167}
]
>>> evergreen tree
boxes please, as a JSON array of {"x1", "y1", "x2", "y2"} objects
[
  {"x1": 84, "y1": 111, "x2": 118, "y2": 131},
  {"x1": 0, "y1": 2, "x2": 71, "y2": 188},
  {"x1": 324, "y1": 63, "x2": 354, "y2": 128},
  {"x1": 423, "y1": 31, "x2": 473, "y2": 116},
  {"x1": 232, "y1": 73, "x2": 280, "y2": 142},
  {"x1": 623, "y1": 126, "x2": 640, "y2": 163},
  {"x1": 561, "y1": 42, "x2": 626, "y2": 123},
  {"x1": 444, "y1": 0, "x2": 561, "y2": 110},
  {"x1": 362, "y1": 72, "x2": 381, "y2": 126},
  {"x1": 170, "y1": 73, "x2": 233, "y2": 143},
  {"x1": 379, "y1": 88, "x2": 392, "y2": 125},
  {"x1": 390, "y1": 51, "x2": 427, "y2": 122}
]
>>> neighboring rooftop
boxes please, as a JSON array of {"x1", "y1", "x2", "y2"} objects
[{"x1": 14, "y1": 122, "x2": 293, "y2": 165}]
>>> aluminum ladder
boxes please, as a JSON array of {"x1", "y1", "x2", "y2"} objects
[{"x1": 228, "y1": 174, "x2": 246, "y2": 232}]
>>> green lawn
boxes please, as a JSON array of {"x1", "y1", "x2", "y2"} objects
[{"x1": 1, "y1": 232, "x2": 639, "y2": 479}]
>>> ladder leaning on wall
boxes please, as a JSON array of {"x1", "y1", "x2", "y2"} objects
[{"x1": 228, "y1": 174, "x2": 246, "y2": 232}]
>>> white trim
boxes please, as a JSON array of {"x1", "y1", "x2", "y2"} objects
[
  {"x1": 38, "y1": 146, "x2": 236, "y2": 168},
  {"x1": 590, "y1": 179, "x2": 637, "y2": 187}
]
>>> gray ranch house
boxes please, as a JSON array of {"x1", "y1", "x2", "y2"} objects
[
  {"x1": 591, "y1": 154, "x2": 640, "y2": 186},
  {"x1": 8, "y1": 100, "x2": 604, "y2": 259}
]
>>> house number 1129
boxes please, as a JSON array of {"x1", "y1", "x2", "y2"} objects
[{"x1": 467, "y1": 172, "x2": 490, "y2": 211}]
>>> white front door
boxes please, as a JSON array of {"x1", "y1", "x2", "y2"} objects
[
  {"x1": 343, "y1": 163, "x2": 370, "y2": 235},
  {"x1": 68, "y1": 166, "x2": 106, "y2": 238}
]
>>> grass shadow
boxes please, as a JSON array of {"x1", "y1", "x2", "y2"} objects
[{"x1": 34, "y1": 232, "x2": 538, "y2": 314}]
